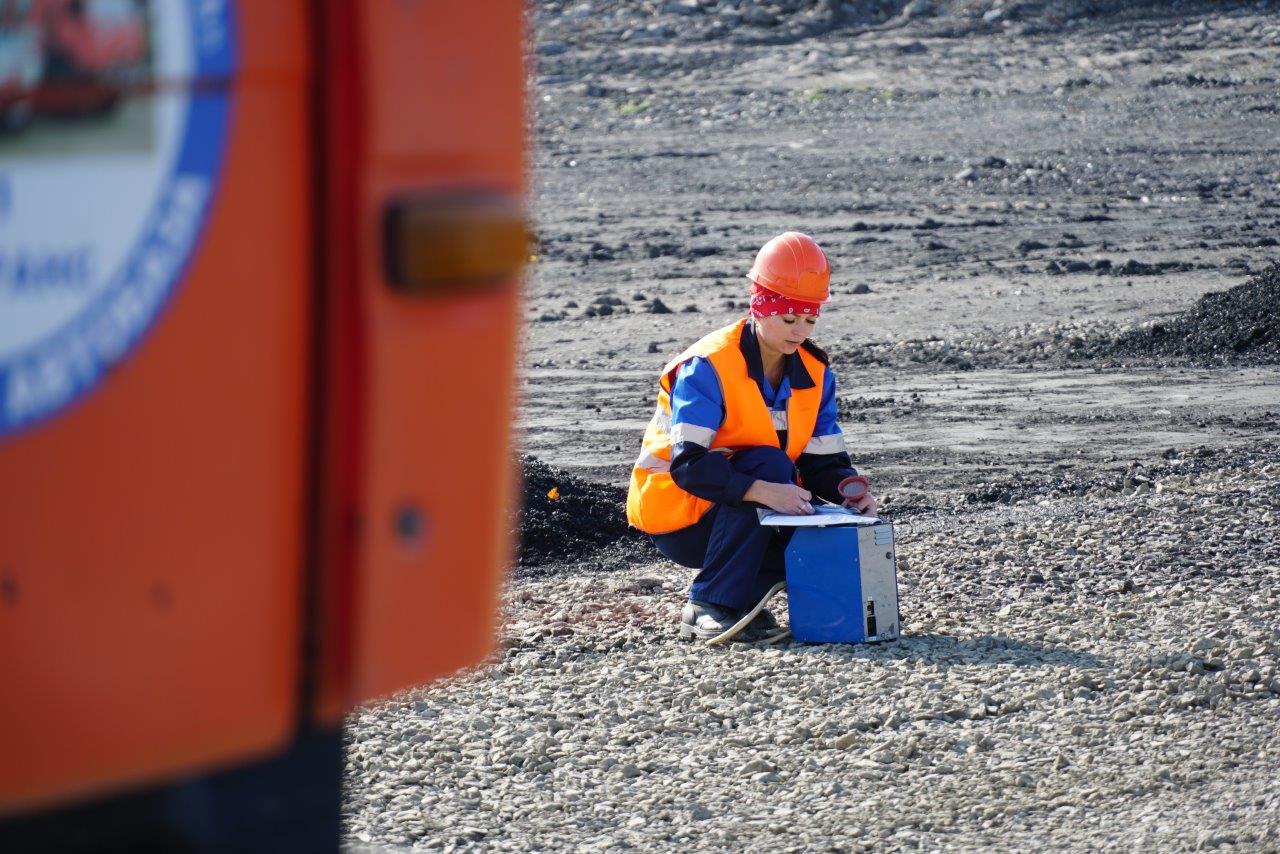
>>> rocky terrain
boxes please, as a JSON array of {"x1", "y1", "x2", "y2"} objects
[
  {"x1": 346, "y1": 458, "x2": 1280, "y2": 851},
  {"x1": 344, "y1": 2, "x2": 1280, "y2": 850}
]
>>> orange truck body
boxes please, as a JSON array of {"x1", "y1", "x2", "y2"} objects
[{"x1": 0, "y1": 0, "x2": 524, "y2": 821}]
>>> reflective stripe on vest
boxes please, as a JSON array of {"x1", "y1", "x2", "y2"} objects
[
  {"x1": 634, "y1": 451, "x2": 670, "y2": 473},
  {"x1": 803, "y1": 433, "x2": 847, "y2": 455},
  {"x1": 625, "y1": 318, "x2": 826, "y2": 535},
  {"x1": 670, "y1": 422, "x2": 717, "y2": 447}
]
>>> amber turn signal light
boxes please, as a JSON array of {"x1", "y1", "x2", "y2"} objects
[{"x1": 383, "y1": 191, "x2": 530, "y2": 295}]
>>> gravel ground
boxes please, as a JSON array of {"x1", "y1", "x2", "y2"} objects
[
  {"x1": 345, "y1": 457, "x2": 1280, "y2": 851},
  {"x1": 343, "y1": 2, "x2": 1280, "y2": 850}
]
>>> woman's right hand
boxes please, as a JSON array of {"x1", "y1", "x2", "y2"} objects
[{"x1": 744, "y1": 480, "x2": 814, "y2": 515}]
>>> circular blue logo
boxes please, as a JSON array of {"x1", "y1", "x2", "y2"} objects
[{"x1": 0, "y1": 0, "x2": 237, "y2": 437}]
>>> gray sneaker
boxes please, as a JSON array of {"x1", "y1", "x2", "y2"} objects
[{"x1": 679, "y1": 600, "x2": 743, "y2": 641}]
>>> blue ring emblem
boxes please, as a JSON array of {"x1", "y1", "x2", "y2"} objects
[{"x1": 0, "y1": 2, "x2": 237, "y2": 438}]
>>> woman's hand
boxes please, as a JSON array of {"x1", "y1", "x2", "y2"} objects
[
  {"x1": 744, "y1": 480, "x2": 814, "y2": 515},
  {"x1": 844, "y1": 492, "x2": 878, "y2": 516}
]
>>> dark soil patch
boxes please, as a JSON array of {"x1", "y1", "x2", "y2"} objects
[
  {"x1": 518, "y1": 456, "x2": 644, "y2": 569},
  {"x1": 828, "y1": 265, "x2": 1280, "y2": 372},
  {"x1": 1103, "y1": 263, "x2": 1280, "y2": 364}
]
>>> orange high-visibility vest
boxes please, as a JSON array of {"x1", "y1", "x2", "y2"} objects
[{"x1": 625, "y1": 319, "x2": 825, "y2": 534}]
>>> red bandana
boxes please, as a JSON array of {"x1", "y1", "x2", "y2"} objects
[{"x1": 748, "y1": 283, "x2": 822, "y2": 319}]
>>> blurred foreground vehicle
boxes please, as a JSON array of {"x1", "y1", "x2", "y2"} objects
[
  {"x1": 0, "y1": 0, "x2": 43, "y2": 131},
  {"x1": 0, "y1": 0, "x2": 147, "y2": 129},
  {"x1": 0, "y1": 1, "x2": 526, "y2": 850},
  {"x1": 35, "y1": 0, "x2": 148, "y2": 115}
]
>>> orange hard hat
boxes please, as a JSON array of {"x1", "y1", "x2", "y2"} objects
[{"x1": 745, "y1": 231, "x2": 831, "y2": 303}]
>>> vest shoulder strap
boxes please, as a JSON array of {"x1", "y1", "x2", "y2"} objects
[{"x1": 659, "y1": 319, "x2": 748, "y2": 390}]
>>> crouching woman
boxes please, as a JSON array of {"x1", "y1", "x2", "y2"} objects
[{"x1": 626, "y1": 232, "x2": 877, "y2": 641}]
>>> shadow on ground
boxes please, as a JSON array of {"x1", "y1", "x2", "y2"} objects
[{"x1": 783, "y1": 631, "x2": 1109, "y2": 669}]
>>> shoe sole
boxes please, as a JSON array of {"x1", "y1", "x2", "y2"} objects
[{"x1": 678, "y1": 622, "x2": 722, "y2": 641}]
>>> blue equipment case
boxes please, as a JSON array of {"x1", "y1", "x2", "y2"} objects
[{"x1": 784, "y1": 521, "x2": 900, "y2": 644}]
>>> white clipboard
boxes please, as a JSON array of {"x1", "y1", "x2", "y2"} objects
[{"x1": 757, "y1": 505, "x2": 883, "y2": 527}]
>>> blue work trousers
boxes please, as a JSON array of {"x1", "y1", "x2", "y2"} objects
[{"x1": 652, "y1": 445, "x2": 796, "y2": 611}]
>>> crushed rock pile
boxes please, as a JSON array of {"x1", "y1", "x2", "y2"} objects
[
  {"x1": 1105, "y1": 263, "x2": 1280, "y2": 363},
  {"x1": 518, "y1": 455, "x2": 644, "y2": 568},
  {"x1": 830, "y1": 264, "x2": 1280, "y2": 371}
]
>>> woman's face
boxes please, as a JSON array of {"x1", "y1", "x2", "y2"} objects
[{"x1": 755, "y1": 312, "x2": 818, "y2": 356}]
